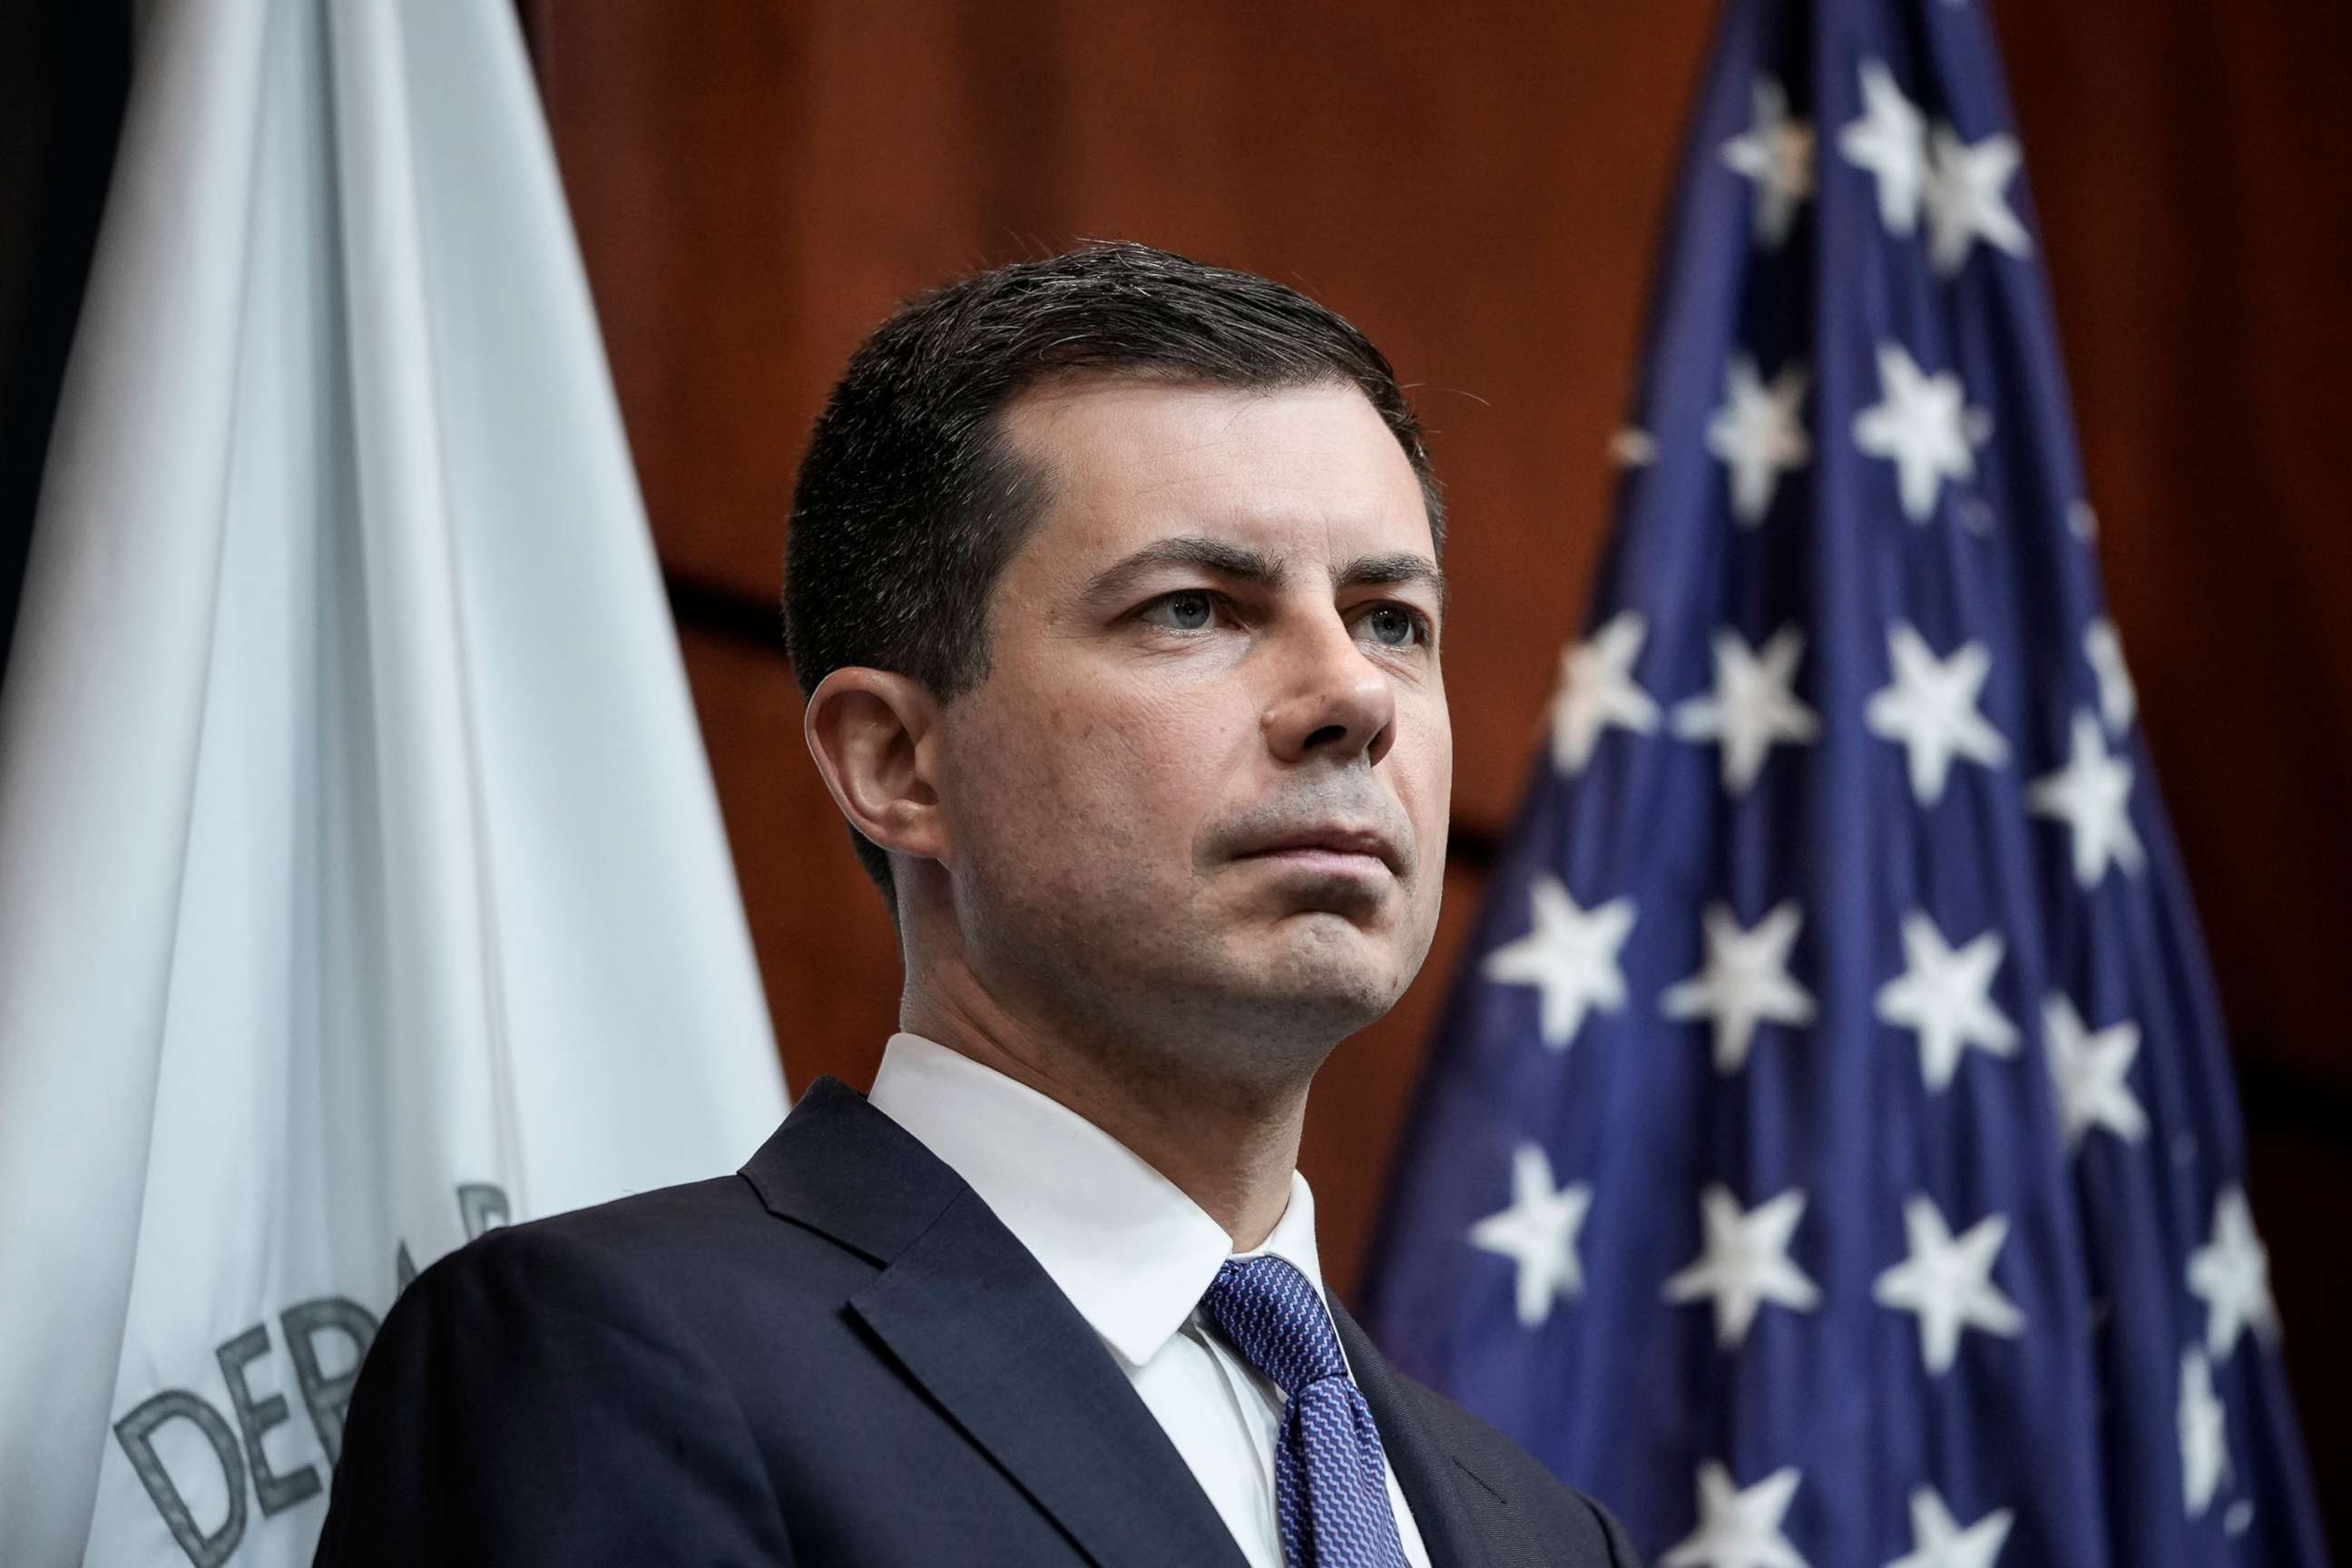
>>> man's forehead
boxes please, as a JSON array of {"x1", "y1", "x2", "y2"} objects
[
  {"x1": 996, "y1": 376, "x2": 1435, "y2": 572},
  {"x1": 1003, "y1": 372, "x2": 1389, "y2": 458}
]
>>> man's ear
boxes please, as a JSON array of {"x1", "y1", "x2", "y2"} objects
[{"x1": 801, "y1": 667, "x2": 951, "y2": 866}]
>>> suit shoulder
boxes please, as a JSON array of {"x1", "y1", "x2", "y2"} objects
[
  {"x1": 397, "y1": 1168, "x2": 875, "y2": 1357},
  {"x1": 1393, "y1": 1373, "x2": 1644, "y2": 1566},
  {"x1": 388, "y1": 1176, "x2": 752, "y2": 1330},
  {"x1": 486, "y1": 1172, "x2": 773, "y2": 1259},
  {"x1": 322, "y1": 1181, "x2": 799, "y2": 1563},
  {"x1": 407, "y1": 1173, "x2": 755, "y2": 1286}
]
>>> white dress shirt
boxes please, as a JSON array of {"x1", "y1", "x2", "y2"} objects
[{"x1": 867, "y1": 1032, "x2": 1432, "y2": 1568}]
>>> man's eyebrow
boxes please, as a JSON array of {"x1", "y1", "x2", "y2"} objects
[
  {"x1": 1337, "y1": 552, "x2": 1447, "y2": 610},
  {"x1": 1078, "y1": 534, "x2": 1447, "y2": 611},
  {"x1": 1079, "y1": 536, "x2": 1287, "y2": 603}
]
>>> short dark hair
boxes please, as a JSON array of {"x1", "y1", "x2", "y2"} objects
[{"x1": 783, "y1": 241, "x2": 1441, "y2": 897}]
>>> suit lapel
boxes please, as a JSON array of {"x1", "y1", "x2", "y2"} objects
[
  {"x1": 1332, "y1": 1298, "x2": 1500, "y2": 1568},
  {"x1": 743, "y1": 1079, "x2": 1249, "y2": 1568},
  {"x1": 740, "y1": 1076, "x2": 965, "y2": 1265}
]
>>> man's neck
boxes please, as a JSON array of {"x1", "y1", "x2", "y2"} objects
[{"x1": 898, "y1": 985, "x2": 1310, "y2": 1251}]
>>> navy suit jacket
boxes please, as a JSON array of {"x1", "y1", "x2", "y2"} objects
[{"x1": 314, "y1": 1076, "x2": 1640, "y2": 1567}]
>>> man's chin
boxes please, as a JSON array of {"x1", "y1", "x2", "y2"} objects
[{"x1": 1226, "y1": 916, "x2": 1411, "y2": 1029}]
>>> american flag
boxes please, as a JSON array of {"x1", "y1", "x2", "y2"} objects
[{"x1": 1358, "y1": 1, "x2": 2331, "y2": 1563}]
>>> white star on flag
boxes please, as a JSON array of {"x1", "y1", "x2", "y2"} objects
[
  {"x1": 1482, "y1": 875, "x2": 1637, "y2": 1052},
  {"x1": 1662, "y1": 1185, "x2": 1822, "y2": 1348},
  {"x1": 1874, "y1": 1194, "x2": 2026, "y2": 1375},
  {"x1": 1875, "y1": 912, "x2": 2019, "y2": 1092},
  {"x1": 1550, "y1": 611, "x2": 1661, "y2": 775},
  {"x1": 1925, "y1": 123, "x2": 2033, "y2": 276},
  {"x1": 1884, "y1": 1486, "x2": 2015, "y2": 1568},
  {"x1": 2026, "y1": 709, "x2": 2146, "y2": 887},
  {"x1": 1661, "y1": 901, "x2": 1817, "y2": 1073},
  {"x1": 2188, "y1": 1185, "x2": 2280, "y2": 1357},
  {"x1": 1720, "y1": 75, "x2": 1816, "y2": 250},
  {"x1": 1662, "y1": 1463, "x2": 1810, "y2": 1568},
  {"x1": 1853, "y1": 341, "x2": 1980, "y2": 524},
  {"x1": 2179, "y1": 1348, "x2": 2230, "y2": 1517},
  {"x1": 1671, "y1": 626, "x2": 1821, "y2": 795},
  {"x1": 2043, "y1": 995, "x2": 2147, "y2": 1152},
  {"x1": 1468, "y1": 1142, "x2": 1593, "y2": 1329},
  {"x1": 1707, "y1": 355, "x2": 1811, "y2": 524},
  {"x1": 2084, "y1": 617, "x2": 2137, "y2": 732},
  {"x1": 1864, "y1": 622, "x2": 2010, "y2": 805},
  {"x1": 1838, "y1": 59, "x2": 1928, "y2": 235}
]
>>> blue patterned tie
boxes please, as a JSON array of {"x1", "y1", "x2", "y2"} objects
[{"x1": 1197, "y1": 1255, "x2": 1411, "y2": 1568}]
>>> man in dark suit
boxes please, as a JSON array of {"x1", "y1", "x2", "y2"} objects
[{"x1": 316, "y1": 242, "x2": 1641, "y2": 1567}]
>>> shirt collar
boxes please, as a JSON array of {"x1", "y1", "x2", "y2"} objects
[{"x1": 866, "y1": 1031, "x2": 1327, "y2": 1368}]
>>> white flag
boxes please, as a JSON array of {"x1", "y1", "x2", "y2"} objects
[{"x1": 0, "y1": 2, "x2": 788, "y2": 1563}]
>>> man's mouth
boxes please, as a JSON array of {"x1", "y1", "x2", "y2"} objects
[{"x1": 1233, "y1": 824, "x2": 1403, "y2": 877}]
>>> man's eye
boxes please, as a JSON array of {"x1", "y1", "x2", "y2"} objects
[
  {"x1": 1361, "y1": 604, "x2": 1429, "y2": 648},
  {"x1": 1142, "y1": 590, "x2": 1220, "y2": 632}
]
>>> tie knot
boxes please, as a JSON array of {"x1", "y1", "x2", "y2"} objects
[{"x1": 1198, "y1": 1255, "x2": 1349, "y2": 1397}]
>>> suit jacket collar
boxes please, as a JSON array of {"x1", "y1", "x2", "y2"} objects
[
  {"x1": 743, "y1": 1077, "x2": 1250, "y2": 1568},
  {"x1": 867, "y1": 1030, "x2": 1294, "y2": 1371},
  {"x1": 742, "y1": 1077, "x2": 1503, "y2": 1568},
  {"x1": 739, "y1": 1074, "x2": 965, "y2": 1265}
]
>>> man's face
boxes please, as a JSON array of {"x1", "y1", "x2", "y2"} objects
[{"x1": 933, "y1": 377, "x2": 1452, "y2": 1085}]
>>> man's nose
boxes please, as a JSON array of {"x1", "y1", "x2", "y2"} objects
[{"x1": 1260, "y1": 614, "x2": 1396, "y2": 767}]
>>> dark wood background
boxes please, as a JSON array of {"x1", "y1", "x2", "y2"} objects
[{"x1": 4, "y1": 0, "x2": 2341, "y2": 1539}]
